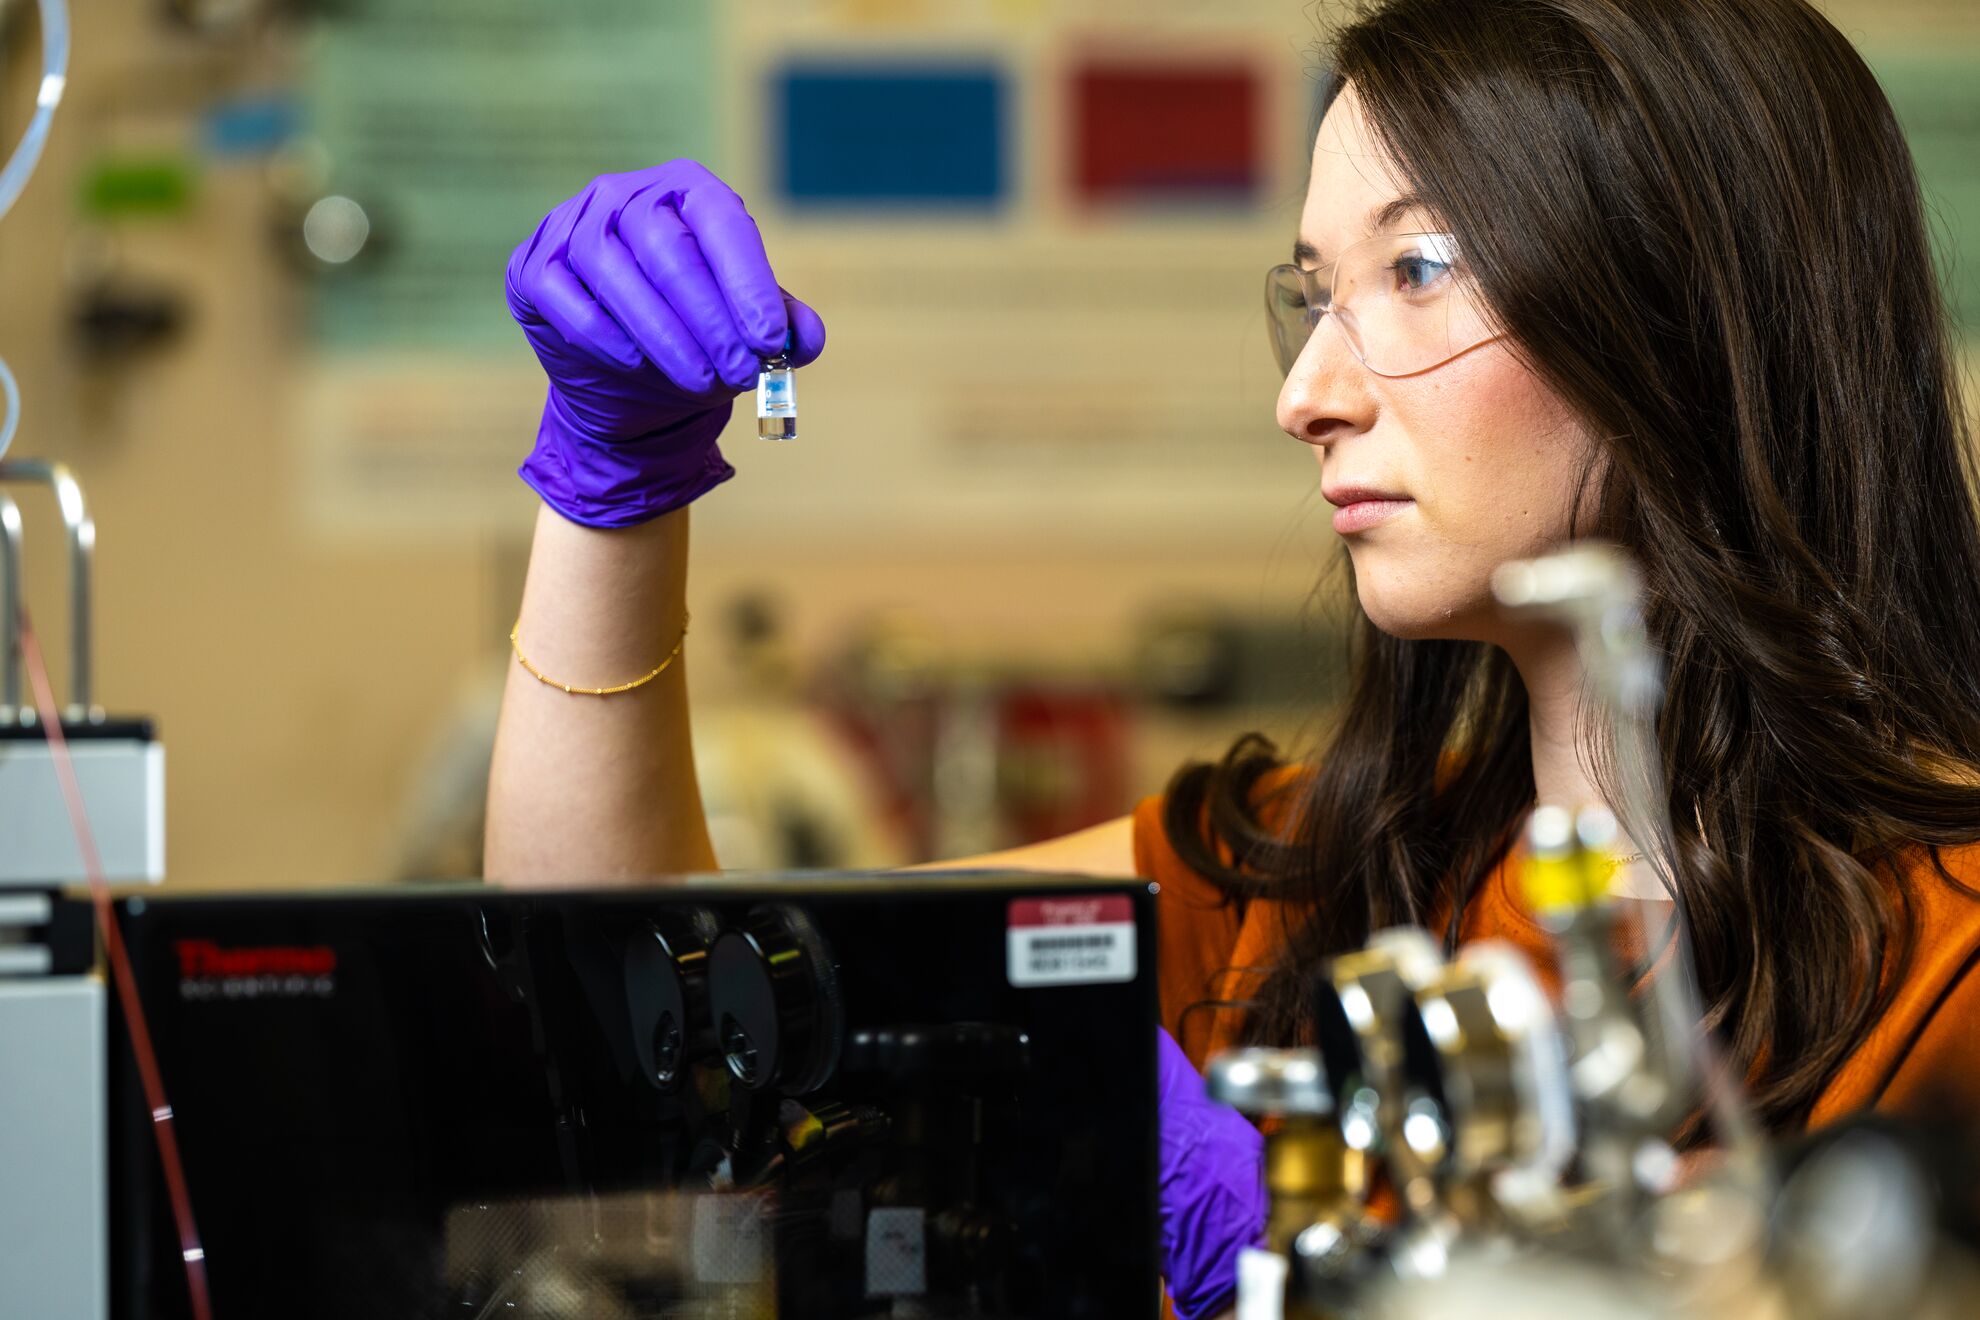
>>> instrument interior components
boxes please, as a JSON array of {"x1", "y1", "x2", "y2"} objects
[
  {"x1": 1400, "y1": 941, "x2": 1576, "y2": 1199},
  {"x1": 707, "y1": 903, "x2": 844, "y2": 1094},
  {"x1": 842, "y1": 1020, "x2": 1031, "y2": 1092},
  {"x1": 1520, "y1": 804, "x2": 1683, "y2": 1144},
  {"x1": 1315, "y1": 925, "x2": 1443, "y2": 1158},
  {"x1": 109, "y1": 877, "x2": 1158, "y2": 1318},
  {"x1": 777, "y1": 1095, "x2": 890, "y2": 1177},
  {"x1": 1210, "y1": 1046, "x2": 1380, "y2": 1314},
  {"x1": 1491, "y1": 544, "x2": 1708, "y2": 1130},
  {"x1": 624, "y1": 908, "x2": 718, "y2": 1090}
]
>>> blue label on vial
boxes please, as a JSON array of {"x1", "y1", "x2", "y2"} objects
[{"x1": 758, "y1": 372, "x2": 795, "y2": 417}]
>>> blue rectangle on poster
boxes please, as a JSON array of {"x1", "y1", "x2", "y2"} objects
[{"x1": 777, "y1": 64, "x2": 1006, "y2": 208}]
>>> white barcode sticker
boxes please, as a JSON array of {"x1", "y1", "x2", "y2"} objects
[{"x1": 1007, "y1": 894, "x2": 1136, "y2": 987}]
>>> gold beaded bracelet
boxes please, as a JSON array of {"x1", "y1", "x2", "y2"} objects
[{"x1": 509, "y1": 612, "x2": 690, "y2": 697}]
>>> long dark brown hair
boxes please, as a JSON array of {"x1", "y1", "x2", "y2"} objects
[{"x1": 1167, "y1": 0, "x2": 1980, "y2": 1133}]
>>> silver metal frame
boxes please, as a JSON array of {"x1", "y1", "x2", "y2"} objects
[
  {"x1": 0, "y1": 459, "x2": 100, "y2": 724},
  {"x1": 0, "y1": 490, "x2": 20, "y2": 716}
]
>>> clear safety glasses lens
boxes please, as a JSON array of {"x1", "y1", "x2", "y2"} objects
[{"x1": 1265, "y1": 232, "x2": 1498, "y2": 378}]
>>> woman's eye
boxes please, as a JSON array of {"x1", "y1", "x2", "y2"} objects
[
  {"x1": 1391, "y1": 255, "x2": 1452, "y2": 292},
  {"x1": 1278, "y1": 277, "x2": 1325, "y2": 320}
]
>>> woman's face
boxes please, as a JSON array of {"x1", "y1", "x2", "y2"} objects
[{"x1": 1279, "y1": 84, "x2": 1599, "y2": 643}]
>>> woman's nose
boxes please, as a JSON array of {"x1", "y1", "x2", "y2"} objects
[{"x1": 1275, "y1": 313, "x2": 1371, "y2": 447}]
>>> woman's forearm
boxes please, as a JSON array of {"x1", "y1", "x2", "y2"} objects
[{"x1": 484, "y1": 503, "x2": 717, "y2": 884}]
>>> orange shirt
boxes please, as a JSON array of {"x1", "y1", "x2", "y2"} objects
[{"x1": 1132, "y1": 776, "x2": 1980, "y2": 1129}]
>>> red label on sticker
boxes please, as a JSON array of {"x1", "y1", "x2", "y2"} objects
[{"x1": 1008, "y1": 895, "x2": 1132, "y2": 928}]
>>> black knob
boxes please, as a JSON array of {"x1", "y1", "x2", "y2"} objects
[
  {"x1": 707, "y1": 905, "x2": 842, "y2": 1095},
  {"x1": 625, "y1": 911, "x2": 718, "y2": 1090}
]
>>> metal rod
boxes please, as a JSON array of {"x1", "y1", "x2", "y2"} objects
[
  {"x1": 0, "y1": 459, "x2": 99, "y2": 723},
  {"x1": 0, "y1": 491, "x2": 19, "y2": 718},
  {"x1": 1491, "y1": 542, "x2": 1766, "y2": 1174}
]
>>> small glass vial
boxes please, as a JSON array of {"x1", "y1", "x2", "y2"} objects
[{"x1": 757, "y1": 353, "x2": 797, "y2": 441}]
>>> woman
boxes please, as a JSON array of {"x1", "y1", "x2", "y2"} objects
[{"x1": 486, "y1": 0, "x2": 1980, "y2": 1315}]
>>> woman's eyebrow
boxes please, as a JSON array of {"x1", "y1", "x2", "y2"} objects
[{"x1": 1293, "y1": 194, "x2": 1430, "y2": 267}]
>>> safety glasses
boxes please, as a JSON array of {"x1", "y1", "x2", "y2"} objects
[{"x1": 1266, "y1": 230, "x2": 1503, "y2": 378}]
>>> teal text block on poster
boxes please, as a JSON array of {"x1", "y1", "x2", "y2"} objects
[
  {"x1": 308, "y1": 0, "x2": 716, "y2": 352},
  {"x1": 1868, "y1": 49, "x2": 1980, "y2": 337}
]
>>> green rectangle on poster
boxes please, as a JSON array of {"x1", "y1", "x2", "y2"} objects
[
  {"x1": 1868, "y1": 48, "x2": 1980, "y2": 337},
  {"x1": 307, "y1": 0, "x2": 718, "y2": 351}
]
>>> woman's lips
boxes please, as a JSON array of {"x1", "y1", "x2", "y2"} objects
[{"x1": 1332, "y1": 498, "x2": 1412, "y2": 535}]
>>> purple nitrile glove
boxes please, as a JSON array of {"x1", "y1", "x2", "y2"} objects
[
  {"x1": 1158, "y1": 1026, "x2": 1267, "y2": 1320},
  {"x1": 505, "y1": 160, "x2": 828, "y2": 528}
]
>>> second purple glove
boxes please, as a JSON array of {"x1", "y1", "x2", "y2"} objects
[
  {"x1": 1158, "y1": 1025, "x2": 1267, "y2": 1320},
  {"x1": 506, "y1": 160, "x2": 828, "y2": 528}
]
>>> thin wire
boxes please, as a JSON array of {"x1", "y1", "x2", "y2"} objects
[
  {"x1": 0, "y1": 354, "x2": 17, "y2": 463},
  {"x1": 17, "y1": 606, "x2": 213, "y2": 1320},
  {"x1": 0, "y1": 0, "x2": 73, "y2": 463},
  {"x1": 0, "y1": 0, "x2": 70, "y2": 223}
]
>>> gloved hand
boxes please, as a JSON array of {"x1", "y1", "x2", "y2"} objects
[
  {"x1": 505, "y1": 160, "x2": 827, "y2": 528},
  {"x1": 1158, "y1": 1025, "x2": 1267, "y2": 1320}
]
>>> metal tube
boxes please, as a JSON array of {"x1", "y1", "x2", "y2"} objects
[
  {"x1": 0, "y1": 459, "x2": 99, "y2": 723},
  {"x1": 1490, "y1": 543, "x2": 1767, "y2": 1182},
  {"x1": 0, "y1": 492, "x2": 20, "y2": 718}
]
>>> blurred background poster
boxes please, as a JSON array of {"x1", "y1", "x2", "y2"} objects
[
  {"x1": 299, "y1": 0, "x2": 1311, "y2": 548},
  {"x1": 300, "y1": 0, "x2": 716, "y2": 536},
  {"x1": 0, "y1": 0, "x2": 1972, "y2": 887}
]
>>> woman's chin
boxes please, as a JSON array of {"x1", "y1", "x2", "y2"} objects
[{"x1": 1354, "y1": 582, "x2": 1497, "y2": 643}]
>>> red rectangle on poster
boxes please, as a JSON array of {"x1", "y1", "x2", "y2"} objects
[{"x1": 1071, "y1": 60, "x2": 1261, "y2": 205}]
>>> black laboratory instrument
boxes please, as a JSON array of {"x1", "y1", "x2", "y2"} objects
[{"x1": 106, "y1": 874, "x2": 1159, "y2": 1319}]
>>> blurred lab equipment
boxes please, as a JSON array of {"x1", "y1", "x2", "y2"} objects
[
  {"x1": 0, "y1": 461, "x2": 166, "y2": 880},
  {"x1": 1196, "y1": 543, "x2": 1980, "y2": 1318},
  {"x1": 105, "y1": 874, "x2": 1159, "y2": 1318},
  {"x1": 1133, "y1": 602, "x2": 1353, "y2": 715},
  {"x1": 389, "y1": 591, "x2": 906, "y2": 879},
  {"x1": 823, "y1": 601, "x2": 1356, "y2": 862},
  {"x1": 0, "y1": 463, "x2": 166, "y2": 1320},
  {"x1": 822, "y1": 614, "x2": 1133, "y2": 859},
  {"x1": 396, "y1": 595, "x2": 1317, "y2": 880},
  {"x1": 0, "y1": 15, "x2": 179, "y2": 1311},
  {"x1": 693, "y1": 594, "x2": 908, "y2": 871}
]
